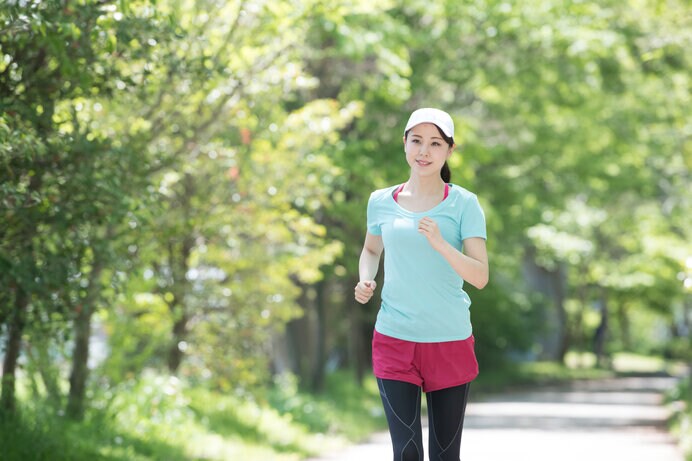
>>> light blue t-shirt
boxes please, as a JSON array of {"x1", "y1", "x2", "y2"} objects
[{"x1": 367, "y1": 184, "x2": 487, "y2": 342}]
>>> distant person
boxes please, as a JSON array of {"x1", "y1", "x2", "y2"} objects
[{"x1": 354, "y1": 108, "x2": 489, "y2": 461}]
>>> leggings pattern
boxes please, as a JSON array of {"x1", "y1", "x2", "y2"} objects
[{"x1": 377, "y1": 378, "x2": 470, "y2": 461}]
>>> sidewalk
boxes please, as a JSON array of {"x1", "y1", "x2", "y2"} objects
[{"x1": 306, "y1": 374, "x2": 685, "y2": 461}]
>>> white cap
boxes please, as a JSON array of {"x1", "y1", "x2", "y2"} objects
[{"x1": 404, "y1": 108, "x2": 454, "y2": 140}]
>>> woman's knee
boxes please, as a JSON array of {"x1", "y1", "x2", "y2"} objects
[{"x1": 395, "y1": 439, "x2": 422, "y2": 461}]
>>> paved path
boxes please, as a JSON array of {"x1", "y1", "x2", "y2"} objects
[{"x1": 307, "y1": 375, "x2": 685, "y2": 461}]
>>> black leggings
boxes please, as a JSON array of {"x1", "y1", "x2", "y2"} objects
[{"x1": 377, "y1": 378, "x2": 471, "y2": 461}]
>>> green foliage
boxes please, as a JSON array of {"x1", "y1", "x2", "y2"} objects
[
  {"x1": 266, "y1": 371, "x2": 385, "y2": 440},
  {"x1": 474, "y1": 360, "x2": 614, "y2": 394},
  {"x1": 665, "y1": 376, "x2": 692, "y2": 460},
  {"x1": 0, "y1": 409, "x2": 95, "y2": 461},
  {"x1": 98, "y1": 294, "x2": 173, "y2": 382},
  {"x1": 475, "y1": 351, "x2": 685, "y2": 394},
  {"x1": 0, "y1": 371, "x2": 385, "y2": 461},
  {"x1": 468, "y1": 268, "x2": 540, "y2": 369},
  {"x1": 1, "y1": 0, "x2": 167, "y2": 417},
  {"x1": 94, "y1": 0, "x2": 363, "y2": 389}
]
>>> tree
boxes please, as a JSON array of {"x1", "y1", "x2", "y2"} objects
[
  {"x1": 98, "y1": 1, "x2": 356, "y2": 392},
  {"x1": 0, "y1": 0, "x2": 163, "y2": 417}
]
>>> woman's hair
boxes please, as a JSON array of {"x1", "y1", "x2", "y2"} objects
[
  {"x1": 405, "y1": 125, "x2": 454, "y2": 183},
  {"x1": 440, "y1": 161, "x2": 451, "y2": 183}
]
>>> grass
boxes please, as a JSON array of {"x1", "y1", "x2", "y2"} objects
[
  {"x1": 474, "y1": 351, "x2": 689, "y2": 395},
  {"x1": 473, "y1": 357, "x2": 612, "y2": 394},
  {"x1": 0, "y1": 370, "x2": 386, "y2": 461}
]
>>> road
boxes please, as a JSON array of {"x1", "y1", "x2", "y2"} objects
[{"x1": 307, "y1": 374, "x2": 685, "y2": 461}]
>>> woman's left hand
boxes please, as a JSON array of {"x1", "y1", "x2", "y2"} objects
[{"x1": 418, "y1": 217, "x2": 447, "y2": 252}]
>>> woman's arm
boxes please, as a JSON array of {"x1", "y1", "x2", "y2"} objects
[
  {"x1": 438, "y1": 237, "x2": 488, "y2": 289},
  {"x1": 354, "y1": 232, "x2": 384, "y2": 304},
  {"x1": 418, "y1": 216, "x2": 489, "y2": 289}
]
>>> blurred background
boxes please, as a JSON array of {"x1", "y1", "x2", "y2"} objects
[{"x1": 1, "y1": 0, "x2": 690, "y2": 460}]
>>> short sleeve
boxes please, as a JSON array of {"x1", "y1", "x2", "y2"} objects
[
  {"x1": 366, "y1": 193, "x2": 382, "y2": 235},
  {"x1": 460, "y1": 195, "x2": 487, "y2": 240}
]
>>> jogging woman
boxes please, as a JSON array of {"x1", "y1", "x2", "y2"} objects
[{"x1": 354, "y1": 107, "x2": 489, "y2": 461}]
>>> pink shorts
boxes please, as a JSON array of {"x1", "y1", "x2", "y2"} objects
[{"x1": 372, "y1": 329, "x2": 479, "y2": 393}]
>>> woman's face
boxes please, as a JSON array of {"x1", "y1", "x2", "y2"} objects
[{"x1": 404, "y1": 123, "x2": 453, "y2": 177}]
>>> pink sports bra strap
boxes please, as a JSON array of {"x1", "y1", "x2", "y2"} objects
[
  {"x1": 393, "y1": 183, "x2": 450, "y2": 203},
  {"x1": 392, "y1": 183, "x2": 406, "y2": 202}
]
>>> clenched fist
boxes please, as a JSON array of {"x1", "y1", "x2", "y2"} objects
[
  {"x1": 354, "y1": 280, "x2": 377, "y2": 304},
  {"x1": 418, "y1": 216, "x2": 446, "y2": 252}
]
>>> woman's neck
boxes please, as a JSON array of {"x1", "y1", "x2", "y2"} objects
[{"x1": 404, "y1": 175, "x2": 446, "y2": 196}]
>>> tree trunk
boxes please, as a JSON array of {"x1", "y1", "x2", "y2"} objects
[
  {"x1": 552, "y1": 265, "x2": 570, "y2": 362},
  {"x1": 269, "y1": 331, "x2": 293, "y2": 376},
  {"x1": 66, "y1": 258, "x2": 103, "y2": 420},
  {"x1": 165, "y1": 186, "x2": 194, "y2": 374},
  {"x1": 25, "y1": 338, "x2": 63, "y2": 407},
  {"x1": 522, "y1": 247, "x2": 568, "y2": 362},
  {"x1": 1, "y1": 286, "x2": 28, "y2": 414},
  {"x1": 573, "y1": 277, "x2": 590, "y2": 367},
  {"x1": 285, "y1": 284, "x2": 314, "y2": 385},
  {"x1": 311, "y1": 280, "x2": 327, "y2": 392},
  {"x1": 617, "y1": 302, "x2": 632, "y2": 350},
  {"x1": 66, "y1": 303, "x2": 93, "y2": 419},
  {"x1": 686, "y1": 298, "x2": 692, "y2": 387},
  {"x1": 593, "y1": 292, "x2": 609, "y2": 368},
  {"x1": 347, "y1": 275, "x2": 369, "y2": 386},
  {"x1": 167, "y1": 306, "x2": 188, "y2": 373}
]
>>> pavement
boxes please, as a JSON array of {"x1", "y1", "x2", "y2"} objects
[{"x1": 306, "y1": 374, "x2": 685, "y2": 461}]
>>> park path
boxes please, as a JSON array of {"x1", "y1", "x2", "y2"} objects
[{"x1": 306, "y1": 374, "x2": 685, "y2": 461}]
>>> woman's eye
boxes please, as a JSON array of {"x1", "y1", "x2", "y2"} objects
[
  {"x1": 432, "y1": 142, "x2": 441, "y2": 147},
  {"x1": 412, "y1": 139, "x2": 420, "y2": 143}
]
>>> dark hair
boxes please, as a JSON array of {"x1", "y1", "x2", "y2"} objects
[
  {"x1": 441, "y1": 162, "x2": 451, "y2": 183},
  {"x1": 405, "y1": 125, "x2": 454, "y2": 183}
]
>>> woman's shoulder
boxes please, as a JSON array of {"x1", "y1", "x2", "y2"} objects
[
  {"x1": 369, "y1": 185, "x2": 399, "y2": 202},
  {"x1": 448, "y1": 183, "x2": 480, "y2": 201}
]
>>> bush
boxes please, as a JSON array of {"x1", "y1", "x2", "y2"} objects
[{"x1": 665, "y1": 375, "x2": 692, "y2": 460}]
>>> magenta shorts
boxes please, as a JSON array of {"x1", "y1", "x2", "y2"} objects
[{"x1": 372, "y1": 329, "x2": 479, "y2": 392}]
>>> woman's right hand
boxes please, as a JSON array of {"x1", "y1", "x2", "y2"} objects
[{"x1": 354, "y1": 280, "x2": 377, "y2": 304}]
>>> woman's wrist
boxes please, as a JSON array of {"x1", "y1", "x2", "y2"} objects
[{"x1": 435, "y1": 240, "x2": 454, "y2": 255}]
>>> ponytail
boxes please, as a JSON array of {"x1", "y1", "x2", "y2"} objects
[
  {"x1": 438, "y1": 126, "x2": 454, "y2": 183},
  {"x1": 441, "y1": 161, "x2": 451, "y2": 183}
]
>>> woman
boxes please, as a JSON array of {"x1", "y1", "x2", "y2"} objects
[{"x1": 354, "y1": 108, "x2": 489, "y2": 461}]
